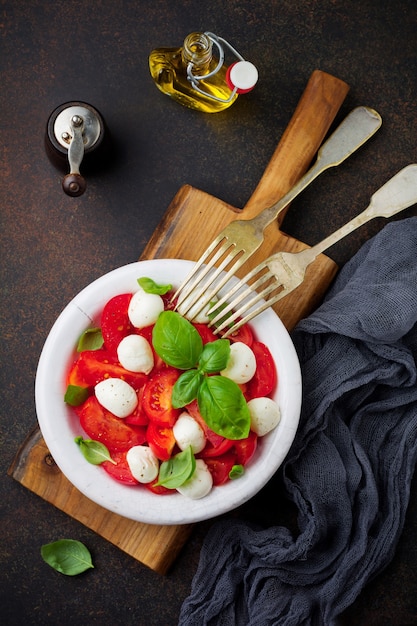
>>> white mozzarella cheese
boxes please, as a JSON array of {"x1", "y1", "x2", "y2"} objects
[
  {"x1": 220, "y1": 341, "x2": 256, "y2": 384},
  {"x1": 173, "y1": 412, "x2": 206, "y2": 453},
  {"x1": 117, "y1": 334, "x2": 154, "y2": 374},
  {"x1": 247, "y1": 397, "x2": 281, "y2": 436},
  {"x1": 95, "y1": 377, "x2": 138, "y2": 418},
  {"x1": 176, "y1": 459, "x2": 213, "y2": 499},
  {"x1": 128, "y1": 289, "x2": 164, "y2": 329},
  {"x1": 126, "y1": 445, "x2": 159, "y2": 483}
]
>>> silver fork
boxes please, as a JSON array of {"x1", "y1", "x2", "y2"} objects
[
  {"x1": 173, "y1": 106, "x2": 382, "y2": 319},
  {"x1": 208, "y1": 164, "x2": 417, "y2": 337}
]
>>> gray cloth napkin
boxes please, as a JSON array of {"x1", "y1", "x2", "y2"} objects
[{"x1": 178, "y1": 217, "x2": 417, "y2": 626}]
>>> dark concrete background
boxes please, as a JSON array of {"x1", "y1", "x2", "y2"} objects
[{"x1": 1, "y1": 1, "x2": 417, "y2": 624}]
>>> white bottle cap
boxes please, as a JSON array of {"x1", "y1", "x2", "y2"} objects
[{"x1": 226, "y1": 61, "x2": 258, "y2": 93}]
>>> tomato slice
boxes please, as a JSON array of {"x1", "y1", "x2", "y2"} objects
[
  {"x1": 227, "y1": 323, "x2": 254, "y2": 347},
  {"x1": 102, "y1": 451, "x2": 139, "y2": 485},
  {"x1": 144, "y1": 478, "x2": 174, "y2": 495},
  {"x1": 101, "y1": 293, "x2": 134, "y2": 354},
  {"x1": 142, "y1": 368, "x2": 181, "y2": 426},
  {"x1": 204, "y1": 451, "x2": 237, "y2": 486},
  {"x1": 245, "y1": 341, "x2": 277, "y2": 399},
  {"x1": 67, "y1": 358, "x2": 89, "y2": 388},
  {"x1": 147, "y1": 421, "x2": 176, "y2": 461},
  {"x1": 79, "y1": 396, "x2": 147, "y2": 452},
  {"x1": 192, "y1": 323, "x2": 218, "y2": 345},
  {"x1": 77, "y1": 349, "x2": 148, "y2": 392},
  {"x1": 124, "y1": 388, "x2": 149, "y2": 426},
  {"x1": 233, "y1": 430, "x2": 258, "y2": 465},
  {"x1": 199, "y1": 436, "x2": 234, "y2": 458}
]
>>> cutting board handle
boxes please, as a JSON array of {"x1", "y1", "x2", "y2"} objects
[{"x1": 243, "y1": 70, "x2": 349, "y2": 221}]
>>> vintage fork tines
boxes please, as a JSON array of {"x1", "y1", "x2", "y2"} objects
[
  {"x1": 172, "y1": 106, "x2": 382, "y2": 320},
  {"x1": 209, "y1": 164, "x2": 417, "y2": 337}
]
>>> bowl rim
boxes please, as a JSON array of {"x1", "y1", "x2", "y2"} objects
[{"x1": 35, "y1": 259, "x2": 302, "y2": 525}]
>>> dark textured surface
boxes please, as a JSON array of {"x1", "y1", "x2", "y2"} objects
[{"x1": 1, "y1": 1, "x2": 417, "y2": 624}]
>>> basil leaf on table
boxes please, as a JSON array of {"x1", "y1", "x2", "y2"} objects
[
  {"x1": 156, "y1": 445, "x2": 196, "y2": 489},
  {"x1": 41, "y1": 539, "x2": 94, "y2": 576},
  {"x1": 137, "y1": 277, "x2": 172, "y2": 295},
  {"x1": 152, "y1": 310, "x2": 203, "y2": 369},
  {"x1": 172, "y1": 369, "x2": 203, "y2": 408},
  {"x1": 74, "y1": 436, "x2": 116, "y2": 465},
  {"x1": 198, "y1": 339, "x2": 230, "y2": 373},
  {"x1": 198, "y1": 376, "x2": 251, "y2": 440}
]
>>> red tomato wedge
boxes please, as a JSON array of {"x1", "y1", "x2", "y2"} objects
[
  {"x1": 199, "y1": 437, "x2": 235, "y2": 458},
  {"x1": 142, "y1": 368, "x2": 181, "y2": 426},
  {"x1": 144, "y1": 478, "x2": 174, "y2": 495},
  {"x1": 226, "y1": 323, "x2": 254, "y2": 347},
  {"x1": 192, "y1": 323, "x2": 218, "y2": 345},
  {"x1": 204, "y1": 451, "x2": 237, "y2": 485},
  {"x1": 233, "y1": 430, "x2": 258, "y2": 465},
  {"x1": 76, "y1": 349, "x2": 148, "y2": 392},
  {"x1": 79, "y1": 396, "x2": 147, "y2": 452},
  {"x1": 102, "y1": 451, "x2": 139, "y2": 485},
  {"x1": 146, "y1": 421, "x2": 176, "y2": 461},
  {"x1": 245, "y1": 341, "x2": 277, "y2": 399},
  {"x1": 101, "y1": 293, "x2": 134, "y2": 354}
]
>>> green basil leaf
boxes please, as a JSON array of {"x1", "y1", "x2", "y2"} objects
[
  {"x1": 41, "y1": 539, "x2": 94, "y2": 576},
  {"x1": 156, "y1": 445, "x2": 196, "y2": 489},
  {"x1": 197, "y1": 376, "x2": 251, "y2": 440},
  {"x1": 64, "y1": 384, "x2": 89, "y2": 407},
  {"x1": 152, "y1": 310, "x2": 203, "y2": 369},
  {"x1": 77, "y1": 327, "x2": 103, "y2": 352},
  {"x1": 74, "y1": 436, "x2": 116, "y2": 465},
  {"x1": 198, "y1": 339, "x2": 230, "y2": 373},
  {"x1": 137, "y1": 277, "x2": 172, "y2": 295},
  {"x1": 172, "y1": 369, "x2": 203, "y2": 408},
  {"x1": 229, "y1": 464, "x2": 245, "y2": 479}
]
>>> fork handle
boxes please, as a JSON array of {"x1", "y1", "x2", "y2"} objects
[
  {"x1": 248, "y1": 106, "x2": 382, "y2": 233},
  {"x1": 242, "y1": 70, "x2": 349, "y2": 220},
  {"x1": 299, "y1": 164, "x2": 417, "y2": 264}
]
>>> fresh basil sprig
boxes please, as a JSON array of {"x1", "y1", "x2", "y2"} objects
[
  {"x1": 74, "y1": 436, "x2": 116, "y2": 465},
  {"x1": 41, "y1": 539, "x2": 94, "y2": 576},
  {"x1": 138, "y1": 277, "x2": 172, "y2": 295},
  {"x1": 152, "y1": 311, "x2": 251, "y2": 440},
  {"x1": 156, "y1": 445, "x2": 196, "y2": 489}
]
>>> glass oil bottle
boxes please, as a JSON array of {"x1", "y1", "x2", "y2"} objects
[{"x1": 149, "y1": 31, "x2": 258, "y2": 113}]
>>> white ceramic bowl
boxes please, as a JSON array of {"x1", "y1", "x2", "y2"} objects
[{"x1": 35, "y1": 259, "x2": 301, "y2": 525}]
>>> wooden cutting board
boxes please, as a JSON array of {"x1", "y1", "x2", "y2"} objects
[{"x1": 8, "y1": 70, "x2": 348, "y2": 574}]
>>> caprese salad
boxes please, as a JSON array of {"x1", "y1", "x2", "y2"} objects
[{"x1": 65, "y1": 277, "x2": 280, "y2": 499}]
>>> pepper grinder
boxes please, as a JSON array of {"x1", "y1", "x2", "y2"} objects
[{"x1": 46, "y1": 102, "x2": 105, "y2": 196}]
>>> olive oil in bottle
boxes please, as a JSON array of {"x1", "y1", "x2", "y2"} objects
[{"x1": 149, "y1": 32, "x2": 258, "y2": 113}]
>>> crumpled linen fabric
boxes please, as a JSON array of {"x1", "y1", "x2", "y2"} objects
[{"x1": 178, "y1": 217, "x2": 417, "y2": 626}]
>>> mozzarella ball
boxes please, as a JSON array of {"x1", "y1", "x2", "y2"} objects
[
  {"x1": 220, "y1": 341, "x2": 256, "y2": 384},
  {"x1": 177, "y1": 459, "x2": 213, "y2": 499},
  {"x1": 128, "y1": 289, "x2": 164, "y2": 329},
  {"x1": 247, "y1": 397, "x2": 281, "y2": 436},
  {"x1": 117, "y1": 334, "x2": 154, "y2": 374},
  {"x1": 126, "y1": 446, "x2": 159, "y2": 483},
  {"x1": 95, "y1": 378, "x2": 138, "y2": 418},
  {"x1": 173, "y1": 412, "x2": 206, "y2": 454}
]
